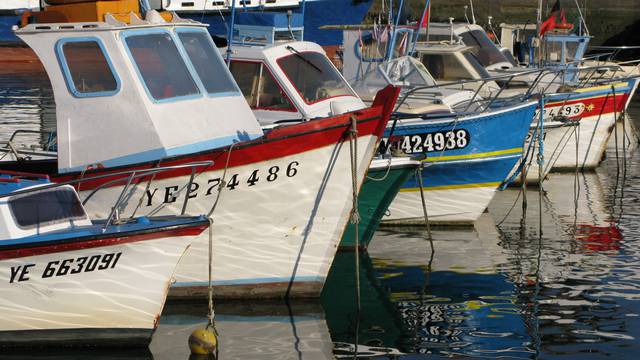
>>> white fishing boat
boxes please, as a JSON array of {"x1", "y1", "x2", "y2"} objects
[
  {"x1": 415, "y1": 27, "x2": 638, "y2": 182},
  {"x1": 1, "y1": 2, "x2": 398, "y2": 299},
  {"x1": 0, "y1": 166, "x2": 209, "y2": 347}
]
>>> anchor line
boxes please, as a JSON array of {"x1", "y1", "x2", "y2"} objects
[
  {"x1": 582, "y1": 91, "x2": 612, "y2": 170},
  {"x1": 366, "y1": 156, "x2": 393, "y2": 181},
  {"x1": 348, "y1": 115, "x2": 361, "y2": 360},
  {"x1": 416, "y1": 163, "x2": 432, "y2": 240}
]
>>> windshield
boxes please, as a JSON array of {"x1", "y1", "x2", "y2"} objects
[
  {"x1": 460, "y1": 30, "x2": 510, "y2": 67},
  {"x1": 462, "y1": 51, "x2": 492, "y2": 78},
  {"x1": 9, "y1": 187, "x2": 86, "y2": 229},
  {"x1": 124, "y1": 31, "x2": 200, "y2": 101},
  {"x1": 386, "y1": 56, "x2": 437, "y2": 86},
  {"x1": 421, "y1": 52, "x2": 475, "y2": 81},
  {"x1": 229, "y1": 61, "x2": 296, "y2": 111},
  {"x1": 177, "y1": 30, "x2": 240, "y2": 95},
  {"x1": 277, "y1": 50, "x2": 355, "y2": 104}
]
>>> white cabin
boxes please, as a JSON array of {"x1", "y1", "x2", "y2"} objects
[
  {"x1": 423, "y1": 23, "x2": 515, "y2": 71},
  {"x1": 228, "y1": 40, "x2": 366, "y2": 125},
  {"x1": 15, "y1": 11, "x2": 263, "y2": 173}
]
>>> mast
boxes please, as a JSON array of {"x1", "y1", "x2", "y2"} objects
[{"x1": 226, "y1": 0, "x2": 237, "y2": 65}]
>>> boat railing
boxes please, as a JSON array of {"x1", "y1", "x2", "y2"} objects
[
  {"x1": 0, "y1": 161, "x2": 214, "y2": 230},
  {"x1": 393, "y1": 68, "x2": 552, "y2": 117},
  {"x1": 577, "y1": 64, "x2": 632, "y2": 88},
  {"x1": 588, "y1": 45, "x2": 640, "y2": 62},
  {"x1": 0, "y1": 129, "x2": 57, "y2": 161}
]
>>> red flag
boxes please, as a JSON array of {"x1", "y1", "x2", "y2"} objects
[
  {"x1": 420, "y1": 3, "x2": 431, "y2": 28},
  {"x1": 539, "y1": 0, "x2": 561, "y2": 37}
]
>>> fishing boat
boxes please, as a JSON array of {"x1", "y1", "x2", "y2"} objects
[
  {"x1": 0, "y1": 2, "x2": 398, "y2": 299},
  {"x1": 0, "y1": 167, "x2": 209, "y2": 347},
  {"x1": 339, "y1": 26, "x2": 537, "y2": 225},
  {"x1": 224, "y1": 18, "x2": 419, "y2": 248},
  {"x1": 425, "y1": 21, "x2": 638, "y2": 175},
  {"x1": 413, "y1": 41, "x2": 637, "y2": 184}
]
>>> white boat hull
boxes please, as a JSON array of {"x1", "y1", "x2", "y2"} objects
[
  {"x1": 383, "y1": 184, "x2": 496, "y2": 225},
  {"x1": 81, "y1": 134, "x2": 379, "y2": 299},
  {"x1": 0, "y1": 237, "x2": 192, "y2": 346}
]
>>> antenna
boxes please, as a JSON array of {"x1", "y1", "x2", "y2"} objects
[
  {"x1": 469, "y1": 0, "x2": 476, "y2": 24},
  {"x1": 464, "y1": 5, "x2": 470, "y2": 24},
  {"x1": 449, "y1": 17, "x2": 455, "y2": 43}
]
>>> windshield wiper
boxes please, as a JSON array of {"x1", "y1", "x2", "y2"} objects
[{"x1": 286, "y1": 45, "x2": 323, "y2": 73}]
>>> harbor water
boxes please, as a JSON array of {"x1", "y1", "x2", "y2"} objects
[{"x1": 1, "y1": 72, "x2": 640, "y2": 359}]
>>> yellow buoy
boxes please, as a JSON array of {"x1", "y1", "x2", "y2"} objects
[{"x1": 189, "y1": 328, "x2": 218, "y2": 355}]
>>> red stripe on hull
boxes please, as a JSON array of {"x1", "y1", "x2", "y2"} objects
[
  {"x1": 546, "y1": 91, "x2": 630, "y2": 120},
  {"x1": 52, "y1": 86, "x2": 400, "y2": 190},
  {"x1": 0, "y1": 224, "x2": 208, "y2": 260}
]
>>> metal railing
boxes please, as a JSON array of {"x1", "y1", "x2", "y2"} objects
[
  {"x1": 0, "y1": 129, "x2": 57, "y2": 161},
  {"x1": 0, "y1": 161, "x2": 213, "y2": 230}
]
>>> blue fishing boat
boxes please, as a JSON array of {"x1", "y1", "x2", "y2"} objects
[
  {"x1": 339, "y1": 25, "x2": 537, "y2": 225},
  {"x1": 0, "y1": 166, "x2": 210, "y2": 347}
]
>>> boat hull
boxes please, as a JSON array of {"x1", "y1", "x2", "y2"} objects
[
  {"x1": 0, "y1": 225, "x2": 205, "y2": 347},
  {"x1": 518, "y1": 81, "x2": 633, "y2": 181},
  {"x1": 339, "y1": 158, "x2": 418, "y2": 250},
  {"x1": 382, "y1": 102, "x2": 537, "y2": 225},
  {"x1": 44, "y1": 88, "x2": 397, "y2": 299}
]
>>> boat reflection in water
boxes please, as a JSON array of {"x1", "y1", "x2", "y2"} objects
[
  {"x1": 490, "y1": 165, "x2": 640, "y2": 358},
  {"x1": 0, "y1": 73, "x2": 55, "y2": 160},
  {"x1": 323, "y1": 215, "x2": 534, "y2": 358},
  {"x1": 151, "y1": 301, "x2": 333, "y2": 360}
]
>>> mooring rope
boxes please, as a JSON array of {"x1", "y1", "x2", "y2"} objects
[
  {"x1": 537, "y1": 94, "x2": 545, "y2": 238},
  {"x1": 415, "y1": 163, "x2": 433, "y2": 240},
  {"x1": 348, "y1": 115, "x2": 361, "y2": 360}
]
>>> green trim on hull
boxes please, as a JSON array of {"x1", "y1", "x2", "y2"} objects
[{"x1": 340, "y1": 163, "x2": 417, "y2": 250}]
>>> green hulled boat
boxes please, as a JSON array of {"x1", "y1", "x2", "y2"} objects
[{"x1": 340, "y1": 157, "x2": 419, "y2": 250}]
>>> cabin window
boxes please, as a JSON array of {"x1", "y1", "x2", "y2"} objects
[
  {"x1": 229, "y1": 61, "x2": 296, "y2": 111},
  {"x1": 9, "y1": 188, "x2": 87, "y2": 229},
  {"x1": 124, "y1": 31, "x2": 200, "y2": 101},
  {"x1": 459, "y1": 30, "x2": 509, "y2": 67},
  {"x1": 543, "y1": 40, "x2": 564, "y2": 64},
  {"x1": 57, "y1": 39, "x2": 119, "y2": 97},
  {"x1": 421, "y1": 53, "x2": 475, "y2": 81},
  {"x1": 177, "y1": 30, "x2": 240, "y2": 96},
  {"x1": 277, "y1": 50, "x2": 355, "y2": 105}
]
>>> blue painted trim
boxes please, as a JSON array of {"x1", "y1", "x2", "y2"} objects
[
  {"x1": 0, "y1": 216, "x2": 206, "y2": 247},
  {"x1": 173, "y1": 275, "x2": 323, "y2": 287},
  {"x1": 59, "y1": 133, "x2": 262, "y2": 173},
  {"x1": 54, "y1": 37, "x2": 122, "y2": 98},
  {"x1": 120, "y1": 28, "x2": 203, "y2": 104},
  {"x1": 174, "y1": 27, "x2": 243, "y2": 98}
]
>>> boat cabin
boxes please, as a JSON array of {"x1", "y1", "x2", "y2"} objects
[
  {"x1": 341, "y1": 28, "x2": 472, "y2": 114},
  {"x1": 226, "y1": 14, "x2": 365, "y2": 125},
  {"x1": 415, "y1": 43, "x2": 492, "y2": 82},
  {"x1": 14, "y1": 8, "x2": 263, "y2": 173},
  {"x1": 0, "y1": 172, "x2": 91, "y2": 240},
  {"x1": 422, "y1": 23, "x2": 515, "y2": 71},
  {"x1": 500, "y1": 23, "x2": 590, "y2": 83}
]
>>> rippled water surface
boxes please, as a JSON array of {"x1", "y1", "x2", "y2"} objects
[{"x1": 2, "y1": 72, "x2": 640, "y2": 359}]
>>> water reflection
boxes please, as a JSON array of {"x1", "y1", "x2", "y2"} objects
[
  {"x1": 1, "y1": 61, "x2": 640, "y2": 359},
  {"x1": 0, "y1": 73, "x2": 55, "y2": 153},
  {"x1": 151, "y1": 301, "x2": 333, "y2": 359}
]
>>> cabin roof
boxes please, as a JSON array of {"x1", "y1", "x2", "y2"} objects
[{"x1": 415, "y1": 43, "x2": 471, "y2": 53}]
